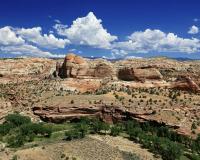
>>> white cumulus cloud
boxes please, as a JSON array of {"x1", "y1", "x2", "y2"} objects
[
  {"x1": 188, "y1": 25, "x2": 199, "y2": 34},
  {"x1": 17, "y1": 27, "x2": 70, "y2": 49},
  {"x1": 54, "y1": 12, "x2": 117, "y2": 49},
  {"x1": 53, "y1": 23, "x2": 68, "y2": 36},
  {"x1": 112, "y1": 29, "x2": 200, "y2": 56},
  {"x1": 0, "y1": 26, "x2": 58, "y2": 57},
  {"x1": 0, "y1": 26, "x2": 24, "y2": 45},
  {"x1": 0, "y1": 44, "x2": 54, "y2": 57}
]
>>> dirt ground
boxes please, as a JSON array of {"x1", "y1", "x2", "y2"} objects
[{"x1": 0, "y1": 135, "x2": 160, "y2": 160}]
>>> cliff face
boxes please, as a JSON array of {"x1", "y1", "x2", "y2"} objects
[
  {"x1": 56, "y1": 53, "x2": 115, "y2": 79},
  {"x1": 33, "y1": 104, "x2": 153, "y2": 124},
  {"x1": 173, "y1": 76, "x2": 200, "y2": 92},
  {"x1": 55, "y1": 53, "x2": 200, "y2": 92},
  {"x1": 118, "y1": 68, "x2": 163, "y2": 81},
  {"x1": 57, "y1": 53, "x2": 164, "y2": 82}
]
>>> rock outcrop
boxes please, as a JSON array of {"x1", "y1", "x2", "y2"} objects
[
  {"x1": 0, "y1": 58, "x2": 56, "y2": 83},
  {"x1": 118, "y1": 67, "x2": 163, "y2": 81},
  {"x1": 57, "y1": 53, "x2": 165, "y2": 82},
  {"x1": 55, "y1": 53, "x2": 200, "y2": 93},
  {"x1": 57, "y1": 53, "x2": 115, "y2": 79},
  {"x1": 33, "y1": 104, "x2": 154, "y2": 123},
  {"x1": 173, "y1": 76, "x2": 200, "y2": 92}
]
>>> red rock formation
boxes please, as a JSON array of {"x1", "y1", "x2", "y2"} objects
[
  {"x1": 57, "y1": 53, "x2": 115, "y2": 79},
  {"x1": 118, "y1": 67, "x2": 163, "y2": 81},
  {"x1": 173, "y1": 76, "x2": 200, "y2": 92},
  {"x1": 33, "y1": 104, "x2": 154, "y2": 123}
]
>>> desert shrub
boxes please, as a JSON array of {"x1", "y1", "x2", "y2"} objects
[
  {"x1": 70, "y1": 100, "x2": 74, "y2": 104},
  {"x1": 11, "y1": 155, "x2": 18, "y2": 160},
  {"x1": 20, "y1": 123, "x2": 52, "y2": 137},
  {"x1": 192, "y1": 122, "x2": 197, "y2": 130},
  {"x1": 0, "y1": 123, "x2": 15, "y2": 136},
  {"x1": 75, "y1": 122, "x2": 89, "y2": 138},
  {"x1": 191, "y1": 134, "x2": 200, "y2": 153},
  {"x1": 5, "y1": 113, "x2": 31, "y2": 127},
  {"x1": 185, "y1": 153, "x2": 200, "y2": 160},
  {"x1": 7, "y1": 133, "x2": 25, "y2": 148},
  {"x1": 110, "y1": 125, "x2": 120, "y2": 136},
  {"x1": 110, "y1": 123, "x2": 123, "y2": 136},
  {"x1": 101, "y1": 122, "x2": 110, "y2": 134},
  {"x1": 64, "y1": 129, "x2": 81, "y2": 140},
  {"x1": 90, "y1": 119, "x2": 103, "y2": 133}
]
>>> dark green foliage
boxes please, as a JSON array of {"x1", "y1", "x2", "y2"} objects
[
  {"x1": 75, "y1": 122, "x2": 89, "y2": 138},
  {"x1": 157, "y1": 138, "x2": 182, "y2": 160},
  {"x1": 110, "y1": 124, "x2": 123, "y2": 136},
  {"x1": 90, "y1": 119, "x2": 104, "y2": 133},
  {"x1": 20, "y1": 123, "x2": 52, "y2": 137},
  {"x1": 1, "y1": 114, "x2": 200, "y2": 159},
  {"x1": 5, "y1": 113, "x2": 31, "y2": 127},
  {"x1": 64, "y1": 118, "x2": 90, "y2": 140},
  {"x1": 101, "y1": 122, "x2": 110, "y2": 134},
  {"x1": 0, "y1": 123, "x2": 15, "y2": 136},
  {"x1": 191, "y1": 134, "x2": 200, "y2": 154},
  {"x1": 64, "y1": 129, "x2": 81, "y2": 140},
  {"x1": 7, "y1": 133, "x2": 25, "y2": 148},
  {"x1": 124, "y1": 120, "x2": 184, "y2": 160},
  {"x1": 0, "y1": 114, "x2": 52, "y2": 147},
  {"x1": 186, "y1": 153, "x2": 200, "y2": 160}
]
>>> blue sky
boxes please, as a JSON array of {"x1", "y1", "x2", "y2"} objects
[{"x1": 0, "y1": 0, "x2": 200, "y2": 59}]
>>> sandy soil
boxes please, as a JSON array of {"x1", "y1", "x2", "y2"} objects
[{"x1": 0, "y1": 135, "x2": 160, "y2": 160}]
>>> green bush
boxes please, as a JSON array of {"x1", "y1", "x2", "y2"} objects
[
  {"x1": 101, "y1": 122, "x2": 110, "y2": 134},
  {"x1": 191, "y1": 134, "x2": 200, "y2": 153},
  {"x1": 0, "y1": 114, "x2": 52, "y2": 147},
  {"x1": 0, "y1": 123, "x2": 15, "y2": 136},
  {"x1": 90, "y1": 119, "x2": 103, "y2": 133},
  {"x1": 5, "y1": 113, "x2": 31, "y2": 127},
  {"x1": 75, "y1": 123, "x2": 88, "y2": 138},
  {"x1": 64, "y1": 129, "x2": 81, "y2": 140},
  {"x1": 7, "y1": 133, "x2": 25, "y2": 148},
  {"x1": 20, "y1": 123, "x2": 52, "y2": 137},
  {"x1": 110, "y1": 125, "x2": 122, "y2": 136}
]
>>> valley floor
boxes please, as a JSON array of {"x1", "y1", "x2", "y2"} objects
[{"x1": 0, "y1": 135, "x2": 159, "y2": 160}]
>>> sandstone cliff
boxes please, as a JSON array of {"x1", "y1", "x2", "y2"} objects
[{"x1": 56, "y1": 53, "x2": 115, "y2": 79}]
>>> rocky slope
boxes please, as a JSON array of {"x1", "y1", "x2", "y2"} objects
[
  {"x1": 56, "y1": 53, "x2": 200, "y2": 92},
  {"x1": 0, "y1": 58, "x2": 56, "y2": 83},
  {"x1": 1, "y1": 53, "x2": 200, "y2": 136}
]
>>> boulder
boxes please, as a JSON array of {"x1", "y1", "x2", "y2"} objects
[{"x1": 118, "y1": 67, "x2": 163, "y2": 81}]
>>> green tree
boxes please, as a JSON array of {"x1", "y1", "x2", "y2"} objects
[
  {"x1": 5, "y1": 113, "x2": 31, "y2": 127},
  {"x1": 110, "y1": 125, "x2": 122, "y2": 136},
  {"x1": 7, "y1": 133, "x2": 25, "y2": 148},
  {"x1": 76, "y1": 122, "x2": 88, "y2": 138}
]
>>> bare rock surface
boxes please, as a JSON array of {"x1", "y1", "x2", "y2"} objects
[
  {"x1": 0, "y1": 58, "x2": 56, "y2": 83},
  {"x1": 57, "y1": 53, "x2": 115, "y2": 79}
]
